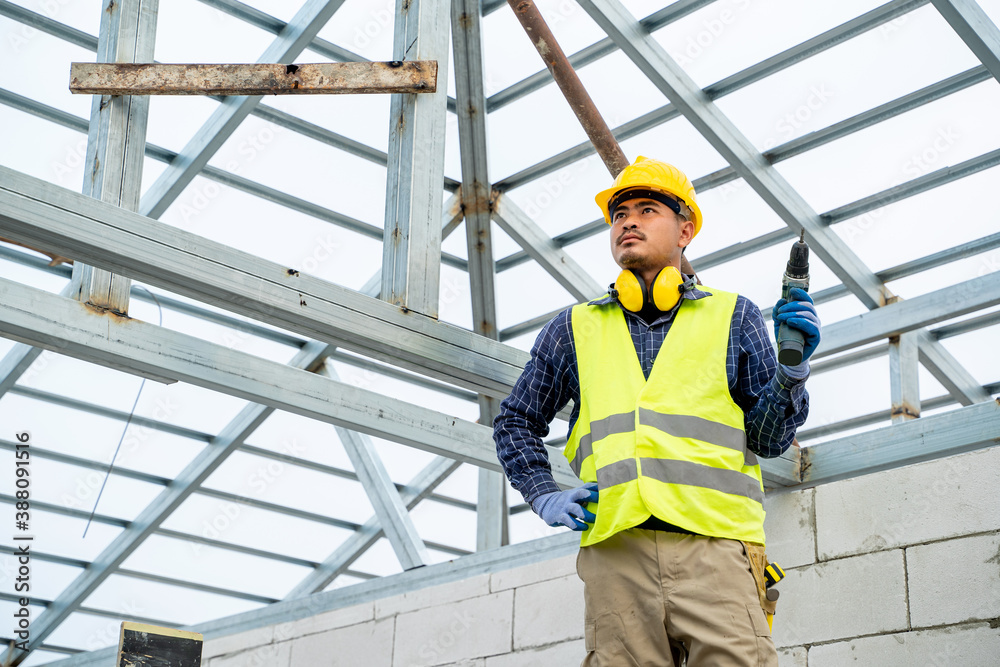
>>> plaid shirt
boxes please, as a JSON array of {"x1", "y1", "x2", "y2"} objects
[{"x1": 493, "y1": 284, "x2": 810, "y2": 504}]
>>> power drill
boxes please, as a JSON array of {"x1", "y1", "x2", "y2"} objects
[{"x1": 777, "y1": 230, "x2": 810, "y2": 366}]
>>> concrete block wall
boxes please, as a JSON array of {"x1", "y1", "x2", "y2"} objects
[
  {"x1": 765, "y1": 444, "x2": 1000, "y2": 665},
  {"x1": 201, "y1": 446, "x2": 1000, "y2": 666}
]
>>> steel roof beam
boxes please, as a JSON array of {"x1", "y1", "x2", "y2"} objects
[
  {"x1": 931, "y1": 0, "x2": 1000, "y2": 84},
  {"x1": 380, "y1": 0, "x2": 450, "y2": 317},
  {"x1": 0, "y1": 276, "x2": 580, "y2": 484},
  {"x1": 914, "y1": 329, "x2": 992, "y2": 404},
  {"x1": 0, "y1": 167, "x2": 526, "y2": 397},
  {"x1": 452, "y1": 0, "x2": 509, "y2": 551},
  {"x1": 800, "y1": 398, "x2": 1000, "y2": 486},
  {"x1": 70, "y1": 0, "x2": 157, "y2": 319},
  {"x1": 319, "y1": 364, "x2": 430, "y2": 569},
  {"x1": 796, "y1": 382, "x2": 999, "y2": 442},
  {"x1": 816, "y1": 271, "x2": 1000, "y2": 358}
]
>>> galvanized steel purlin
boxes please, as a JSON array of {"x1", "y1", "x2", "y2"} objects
[
  {"x1": 451, "y1": 0, "x2": 510, "y2": 550},
  {"x1": 380, "y1": 0, "x2": 450, "y2": 317},
  {"x1": 72, "y1": 0, "x2": 158, "y2": 317},
  {"x1": 930, "y1": 0, "x2": 1000, "y2": 85},
  {"x1": 320, "y1": 364, "x2": 432, "y2": 570}
]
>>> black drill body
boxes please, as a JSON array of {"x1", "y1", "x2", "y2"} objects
[{"x1": 777, "y1": 231, "x2": 810, "y2": 366}]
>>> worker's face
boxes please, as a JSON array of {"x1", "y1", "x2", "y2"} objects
[{"x1": 610, "y1": 197, "x2": 694, "y2": 274}]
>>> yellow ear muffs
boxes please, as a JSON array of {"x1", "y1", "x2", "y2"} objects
[
  {"x1": 613, "y1": 266, "x2": 684, "y2": 312},
  {"x1": 613, "y1": 269, "x2": 647, "y2": 312},
  {"x1": 651, "y1": 265, "x2": 684, "y2": 311}
]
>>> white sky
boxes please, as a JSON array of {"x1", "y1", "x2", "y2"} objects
[{"x1": 1, "y1": 0, "x2": 1000, "y2": 663}]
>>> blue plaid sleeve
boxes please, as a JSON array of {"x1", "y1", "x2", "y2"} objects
[
  {"x1": 730, "y1": 296, "x2": 809, "y2": 458},
  {"x1": 493, "y1": 309, "x2": 580, "y2": 504}
]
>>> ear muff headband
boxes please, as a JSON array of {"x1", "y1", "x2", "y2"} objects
[{"x1": 613, "y1": 266, "x2": 684, "y2": 312}]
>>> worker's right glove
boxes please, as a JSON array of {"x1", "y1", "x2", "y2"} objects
[{"x1": 531, "y1": 483, "x2": 599, "y2": 531}]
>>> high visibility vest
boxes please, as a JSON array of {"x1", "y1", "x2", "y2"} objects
[{"x1": 566, "y1": 287, "x2": 766, "y2": 547}]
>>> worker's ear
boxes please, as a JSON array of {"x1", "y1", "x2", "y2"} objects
[{"x1": 678, "y1": 217, "x2": 695, "y2": 248}]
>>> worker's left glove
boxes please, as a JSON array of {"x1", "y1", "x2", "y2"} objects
[
  {"x1": 531, "y1": 483, "x2": 598, "y2": 531},
  {"x1": 772, "y1": 287, "x2": 821, "y2": 362}
]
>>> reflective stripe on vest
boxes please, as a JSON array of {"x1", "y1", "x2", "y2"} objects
[
  {"x1": 566, "y1": 286, "x2": 767, "y2": 546},
  {"x1": 571, "y1": 408, "x2": 758, "y2": 475}
]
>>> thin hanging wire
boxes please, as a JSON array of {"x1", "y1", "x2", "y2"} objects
[{"x1": 83, "y1": 285, "x2": 164, "y2": 537}]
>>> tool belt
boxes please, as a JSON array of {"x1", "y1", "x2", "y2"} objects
[{"x1": 741, "y1": 541, "x2": 779, "y2": 617}]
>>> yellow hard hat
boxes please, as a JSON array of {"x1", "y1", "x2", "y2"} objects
[{"x1": 595, "y1": 156, "x2": 702, "y2": 237}]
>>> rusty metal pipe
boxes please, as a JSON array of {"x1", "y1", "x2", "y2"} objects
[
  {"x1": 505, "y1": 0, "x2": 699, "y2": 280},
  {"x1": 506, "y1": 0, "x2": 629, "y2": 176}
]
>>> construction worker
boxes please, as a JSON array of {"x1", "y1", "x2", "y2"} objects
[{"x1": 493, "y1": 156, "x2": 820, "y2": 666}]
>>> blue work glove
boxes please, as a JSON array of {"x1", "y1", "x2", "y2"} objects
[
  {"x1": 772, "y1": 287, "x2": 822, "y2": 362},
  {"x1": 531, "y1": 483, "x2": 599, "y2": 531}
]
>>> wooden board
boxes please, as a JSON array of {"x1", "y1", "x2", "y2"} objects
[
  {"x1": 117, "y1": 622, "x2": 203, "y2": 667},
  {"x1": 70, "y1": 61, "x2": 437, "y2": 96}
]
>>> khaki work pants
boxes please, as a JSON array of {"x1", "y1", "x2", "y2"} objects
[{"x1": 577, "y1": 529, "x2": 778, "y2": 667}]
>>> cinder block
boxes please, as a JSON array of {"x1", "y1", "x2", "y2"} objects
[
  {"x1": 393, "y1": 591, "x2": 514, "y2": 667},
  {"x1": 764, "y1": 487, "x2": 816, "y2": 569},
  {"x1": 490, "y1": 554, "x2": 577, "y2": 592},
  {"x1": 376, "y1": 575, "x2": 491, "y2": 618},
  {"x1": 770, "y1": 549, "x2": 907, "y2": 647},
  {"x1": 907, "y1": 532, "x2": 1000, "y2": 627},
  {"x1": 210, "y1": 641, "x2": 290, "y2": 667},
  {"x1": 513, "y1": 574, "x2": 585, "y2": 650},
  {"x1": 203, "y1": 626, "x2": 275, "y2": 660},
  {"x1": 808, "y1": 623, "x2": 1000, "y2": 666},
  {"x1": 815, "y1": 446, "x2": 1000, "y2": 560},
  {"x1": 777, "y1": 646, "x2": 806, "y2": 667},
  {"x1": 484, "y1": 639, "x2": 585, "y2": 666},
  {"x1": 274, "y1": 601, "x2": 374, "y2": 641},
  {"x1": 289, "y1": 618, "x2": 394, "y2": 667}
]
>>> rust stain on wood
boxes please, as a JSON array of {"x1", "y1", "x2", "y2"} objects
[{"x1": 69, "y1": 61, "x2": 438, "y2": 96}]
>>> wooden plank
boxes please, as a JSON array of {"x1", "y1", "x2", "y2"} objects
[
  {"x1": 117, "y1": 621, "x2": 203, "y2": 666},
  {"x1": 70, "y1": 61, "x2": 437, "y2": 95}
]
